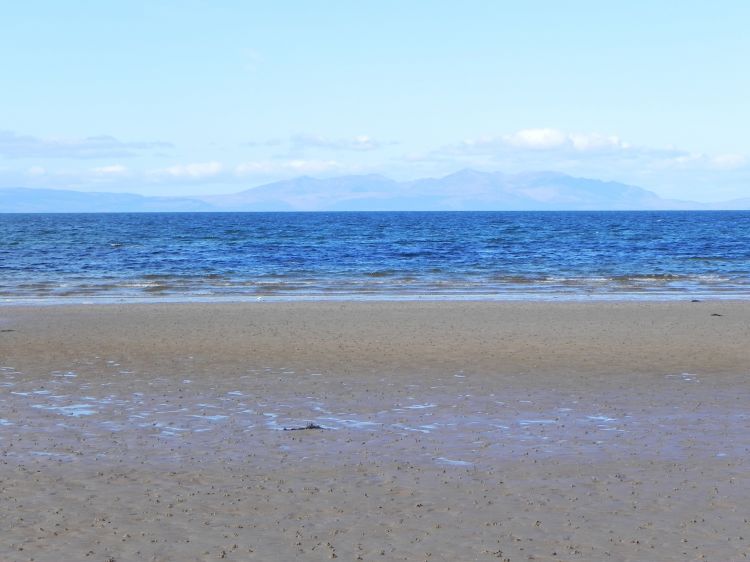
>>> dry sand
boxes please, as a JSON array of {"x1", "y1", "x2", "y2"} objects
[{"x1": 1, "y1": 300, "x2": 749, "y2": 561}]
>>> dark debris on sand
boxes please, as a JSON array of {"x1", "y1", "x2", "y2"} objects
[{"x1": 283, "y1": 422, "x2": 325, "y2": 431}]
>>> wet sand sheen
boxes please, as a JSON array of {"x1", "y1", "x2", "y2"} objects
[{"x1": 1, "y1": 301, "x2": 749, "y2": 561}]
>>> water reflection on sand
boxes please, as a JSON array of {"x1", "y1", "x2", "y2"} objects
[{"x1": 2, "y1": 362, "x2": 746, "y2": 469}]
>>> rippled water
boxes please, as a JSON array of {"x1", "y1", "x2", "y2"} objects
[{"x1": 2, "y1": 211, "x2": 750, "y2": 301}]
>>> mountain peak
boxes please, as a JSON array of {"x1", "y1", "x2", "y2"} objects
[{"x1": 443, "y1": 168, "x2": 495, "y2": 181}]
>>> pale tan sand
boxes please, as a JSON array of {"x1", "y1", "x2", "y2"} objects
[{"x1": 1, "y1": 301, "x2": 749, "y2": 561}]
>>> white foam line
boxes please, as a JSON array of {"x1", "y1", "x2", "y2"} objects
[
  {"x1": 188, "y1": 414, "x2": 228, "y2": 421},
  {"x1": 318, "y1": 417, "x2": 381, "y2": 429},
  {"x1": 586, "y1": 415, "x2": 616, "y2": 423},
  {"x1": 31, "y1": 404, "x2": 97, "y2": 417},
  {"x1": 392, "y1": 424, "x2": 431, "y2": 434},
  {"x1": 435, "y1": 457, "x2": 473, "y2": 467},
  {"x1": 405, "y1": 403, "x2": 437, "y2": 410}
]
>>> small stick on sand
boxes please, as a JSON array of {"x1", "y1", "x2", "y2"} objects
[{"x1": 283, "y1": 422, "x2": 325, "y2": 431}]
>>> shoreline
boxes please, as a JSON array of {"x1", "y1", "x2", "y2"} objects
[
  {"x1": 3, "y1": 299, "x2": 749, "y2": 376},
  {"x1": 3, "y1": 291, "x2": 750, "y2": 307}
]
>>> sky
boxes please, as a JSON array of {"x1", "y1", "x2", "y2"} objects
[{"x1": 1, "y1": 0, "x2": 749, "y2": 202}]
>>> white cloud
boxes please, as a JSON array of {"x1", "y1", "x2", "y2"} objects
[
  {"x1": 0, "y1": 129, "x2": 172, "y2": 159},
  {"x1": 443, "y1": 128, "x2": 729, "y2": 169},
  {"x1": 285, "y1": 159, "x2": 343, "y2": 172},
  {"x1": 473, "y1": 128, "x2": 629, "y2": 152},
  {"x1": 235, "y1": 159, "x2": 343, "y2": 176},
  {"x1": 234, "y1": 161, "x2": 275, "y2": 175},
  {"x1": 661, "y1": 153, "x2": 702, "y2": 168},
  {"x1": 568, "y1": 132, "x2": 628, "y2": 151},
  {"x1": 711, "y1": 153, "x2": 747, "y2": 170},
  {"x1": 142, "y1": 159, "x2": 347, "y2": 183},
  {"x1": 503, "y1": 128, "x2": 569, "y2": 149},
  {"x1": 27, "y1": 166, "x2": 46, "y2": 176},
  {"x1": 92, "y1": 164, "x2": 127, "y2": 175},
  {"x1": 290, "y1": 133, "x2": 386, "y2": 152},
  {"x1": 155, "y1": 161, "x2": 224, "y2": 178},
  {"x1": 656, "y1": 152, "x2": 749, "y2": 171},
  {"x1": 243, "y1": 138, "x2": 284, "y2": 148}
]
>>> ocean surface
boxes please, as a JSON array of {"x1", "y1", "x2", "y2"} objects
[{"x1": 2, "y1": 211, "x2": 750, "y2": 303}]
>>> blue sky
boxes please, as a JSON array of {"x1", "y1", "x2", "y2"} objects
[{"x1": 1, "y1": 0, "x2": 749, "y2": 202}]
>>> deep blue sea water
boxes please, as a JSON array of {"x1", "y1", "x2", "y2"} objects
[{"x1": 2, "y1": 211, "x2": 750, "y2": 303}]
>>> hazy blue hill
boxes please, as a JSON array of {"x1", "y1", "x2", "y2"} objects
[
  {"x1": 1, "y1": 171, "x2": 745, "y2": 212},
  {"x1": 202, "y1": 174, "x2": 400, "y2": 211},
  {"x1": 707, "y1": 197, "x2": 750, "y2": 210},
  {"x1": 0, "y1": 187, "x2": 212, "y2": 213},
  {"x1": 502, "y1": 172, "x2": 681, "y2": 210},
  {"x1": 405, "y1": 170, "x2": 535, "y2": 210},
  {"x1": 203, "y1": 170, "x2": 701, "y2": 211},
  {"x1": 407, "y1": 170, "x2": 699, "y2": 210}
]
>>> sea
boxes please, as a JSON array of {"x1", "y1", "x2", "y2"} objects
[{"x1": 1, "y1": 211, "x2": 750, "y2": 303}]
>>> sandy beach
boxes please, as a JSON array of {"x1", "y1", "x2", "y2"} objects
[{"x1": 1, "y1": 300, "x2": 749, "y2": 561}]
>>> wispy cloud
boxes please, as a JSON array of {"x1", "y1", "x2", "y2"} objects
[
  {"x1": 242, "y1": 138, "x2": 284, "y2": 148},
  {"x1": 290, "y1": 133, "x2": 386, "y2": 152},
  {"x1": 502, "y1": 128, "x2": 569, "y2": 150},
  {"x1": 91, "y1": 164, "x2": 128, "y2": 175},
  {"x1": 419, "y1": 128, "x2": 746, "y2": 174},
  {"x1": 142, "y1": 158, "x2": 349, "y2": 185},
  {"x1": 27, "y1": 166, "x2": 46, "y2": 176},
  {"x1": 151, "y1": 161, "x2": 224, "y2": 179},
  {"x1": 460, "y1": 128, "x2": 629, "y2": 153},
  {"x1": 706, "y1": 154, "x2": 746, "y2": 170},
  {"x1": 235, "y1": 159, "x2": 345, "y2": 176},
  {"x1": 0, "y1": 130, "x2": 172, "y2": 159}
]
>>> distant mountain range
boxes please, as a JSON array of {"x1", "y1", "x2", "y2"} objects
[{"x1": 2, "y1": 170, "x2": 749, "y2": 212}]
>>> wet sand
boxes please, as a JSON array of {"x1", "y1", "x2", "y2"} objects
[{"x1": 1, "y1": 301, "x2": 749, "y2": 561}]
